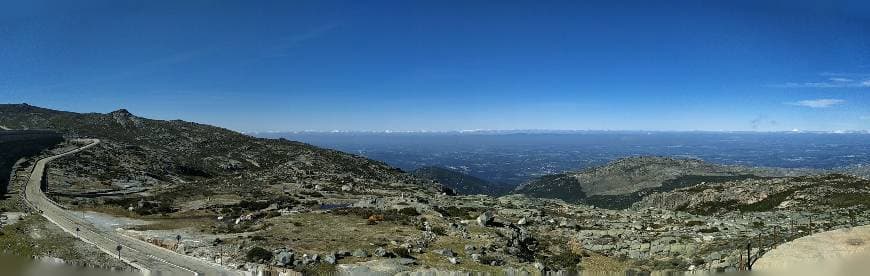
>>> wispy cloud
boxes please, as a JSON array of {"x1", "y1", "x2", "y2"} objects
[
  {"x1": 787, "y1": 99, "x2": 846, "y2": 108},
  {"x1": 771, "y1": 73, "x2": 870, "y2": 88},
  {"x1": 264, "y1": 23, "x2": 342, "y2": 58}
]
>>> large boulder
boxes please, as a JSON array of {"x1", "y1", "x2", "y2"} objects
[
  {"x1": 275, "y1": 251, "x2": 295, "y2": 266},
  {"x1": 477, "y1": 211, "x2": 494, "y2": 227},
  {"x1": 373, "y1": 247, "x2": 388, "y2": 257},
  {"x1": 324, "y1": 254, "x2": 337, "y2": 265}
]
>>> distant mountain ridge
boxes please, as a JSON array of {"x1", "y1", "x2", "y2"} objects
[
  {"x1": 411, "y1": 166, "x2": 511, "y2": 196},
  {"x1": 513, "y1": 156, "x2": 811, "y2": 208}
]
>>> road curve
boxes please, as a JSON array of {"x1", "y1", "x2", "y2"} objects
[{"x1": 23, "y1": 139, "x2": 243, "y2": 276}]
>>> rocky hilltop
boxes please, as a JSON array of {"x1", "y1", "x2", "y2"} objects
[
  {"x1": 634, "y1": 173, "x2": 870, "y2": 215},
  {"x1": 514, "y1": 156, "x2": 810, "y2": 208},
  {"x1": 0, "y1": 104, "x2": 435, "y2": 197}
]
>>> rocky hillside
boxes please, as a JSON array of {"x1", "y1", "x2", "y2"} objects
[
  {"x1": 0, "y1": 129, "x2": 63, "y2": 196},
  {"x1": 513, "y1": 156, "x2": 805, "y2": 208},
  {"x1": 0, "y1": 104, "x2": 437, "y2": 198},
  {"x1": 411, "y1": 166, "x2": 511, "y2": 196},
  {"x1": 634, "y1": 173, "x2": 870, "y2": 215}
]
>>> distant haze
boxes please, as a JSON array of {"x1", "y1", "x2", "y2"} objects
[{"x1": 259, "y1": 131, "x2": 870, "y2": 186}]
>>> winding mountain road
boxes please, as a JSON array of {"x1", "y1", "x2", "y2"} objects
[{"x1": 23, "y1": 139, "x2": 242, "y2": 276}]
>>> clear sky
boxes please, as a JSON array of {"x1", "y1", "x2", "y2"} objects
[{"x1": 2, "y1": 0, "x2": 870, "y2": 132}]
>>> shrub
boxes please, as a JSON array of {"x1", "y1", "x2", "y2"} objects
[
  {"x1": 699, "y1": 227, "x2": 719, "y2": 233},
  {"x1": 431, "y1": 226, "x2": 447, "y2": 236},
  {"x1": 238, "y1": 200, "x2": 271, "y2": 211},
  {"x1": 398, "y1": 207, "x2": 420, "y2": 216},
  {"x1": 246, "y1": 247, "x2": 273, "y2": 262},
  {"x1": 543, "y1": 251, "x2": 582, "y2": 271},
  {"x1": 391, "y1": 247, "x2": 412, "y2": 258}
]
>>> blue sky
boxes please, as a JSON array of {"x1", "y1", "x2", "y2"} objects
[{"x1": 2, "y1": 0, "x2": 870, "y2": 132}]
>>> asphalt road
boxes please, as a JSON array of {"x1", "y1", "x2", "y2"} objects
[
  {"x1": 754, "y1": 225, "x2": 870, "y2": 275},
  {"x1": 23, "y1": 139, "x2": 242, "y2": 276}
]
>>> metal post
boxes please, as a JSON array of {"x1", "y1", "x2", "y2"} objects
[{"x1": 746, "y1": 242, "x2": 753, "y2": 271}]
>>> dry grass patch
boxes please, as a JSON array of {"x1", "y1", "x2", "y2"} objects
[
  {"x1": 580, "y1": 253, "x2": 632, "y2": 272},
  {"x1": 263, "y1": 212, "x2": 418, "y2": 253}
]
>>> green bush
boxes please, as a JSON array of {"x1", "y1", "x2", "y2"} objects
[
  {"x1": 398, "y1": 207, "x2": 420, "y2": 216},
  {"x1": 246, "y1": 247, "x2": 273, "y2": 262},
  {"x1": 391, "y1": 247, "x2": 412, "y2": 258}
]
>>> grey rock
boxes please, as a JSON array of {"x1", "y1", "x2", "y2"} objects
[
  {"x1": 352, "y1": 249, "x2": 368, "y2": 258},
  {"x1": 433, "y1": 248, "x2": 456, "y2": 257},
  {"x1": 471, "y1": 254, "x2": 481, "y2": 263},
  {"x1": 324, "y1": 254, "x2": 337, "y2": 265},
  {"x1": 448, "y1": 257, "x2": 460, "y2": 264},
  {"x1": 275, "y1": 251, "x2": 295, "y2": 266},
  {"x1": 374, "y1": 247, "x2": 388, "y2": 257},
  {"x1": 477, "y1": 211, "x2": 494, "y2": 227}
]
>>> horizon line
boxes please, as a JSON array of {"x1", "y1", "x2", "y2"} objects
[{"x1": 244, "y1": 129, "x2": 870, "y2": 135}]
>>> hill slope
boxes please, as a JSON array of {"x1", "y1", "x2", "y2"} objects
[
  {"x1": 0, "y1": 130, "x2": 63, "y2": 196},
  {"x1": 0, "y1": 104, "x2": 437, "y2": 198},
  {"x1": 514, "y1": 156, "x2": 805, "y2": 208},
  {"x1": 411, "y1": 166, "x2": 510, "y2": 196},
  {"x1": 634, "y1": 173, "x2": 870, "y2": 215}
]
